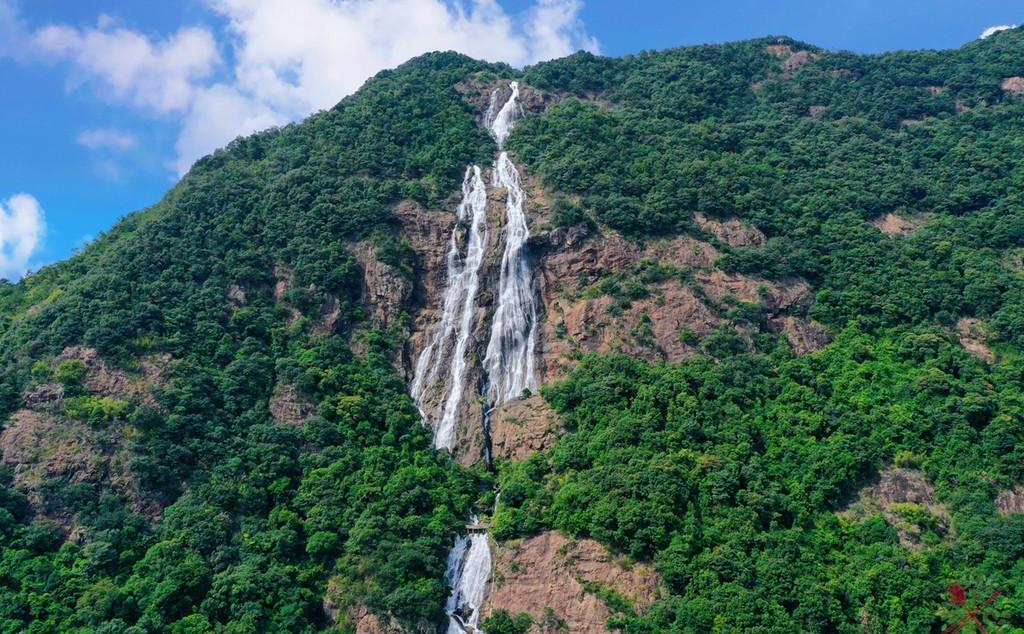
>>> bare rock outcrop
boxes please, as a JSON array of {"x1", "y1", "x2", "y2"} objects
[
  {"x1": 771, "y1": 316, "x2": 831, "y2": 354},
  {"x1": 490, "y1": 396, "x2": 560, "y2": 461},
  {"x1": 459, "y1": 78, "x2": 553, "y2": 117},
  {"x1": 692, "y1": 210, "x2": 765, "y2": 245},
  {"x1": 268, "y1": 381, "x2": 315, "y2": 425},
  {"x1": 58, "y1": 346, "x2": 169, "y2": 408},
  {"x1": 841, "y1": 467, "x2": 949, "y2": 549},
  {"x1": 871, "y1": 212, "x2": 930, "y2": 237},
  {"x1": 763, "y1": 44, "x2": 817, "y2": 71},
  {"x1": 957, "y1": 318, "x2": 994, "y2": 363},
  {"x1": 1002, "y1": 76, "x2": 1024, "y2": 96},
  {"x1": 351, "y1": 240, "x2": 413, "y2": 328},
  {"x1": 535, "y1": 226, "x2": 814, "y2": 381},
  {"x1": 483, "y1": 531, "x2": 659, "y2": 634},
  {"x1": 995, "y1": 487, "x2": 1024, "y2": 514}
]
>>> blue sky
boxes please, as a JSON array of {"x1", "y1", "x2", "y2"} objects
[{"x1": 0, "y1": 0, "x2": 1020, "y2": 278}]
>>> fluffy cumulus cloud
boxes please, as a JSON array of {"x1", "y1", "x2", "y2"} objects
[
  {"x1": 77, "y1": 127, "x2": 139, "y2": 151},
  {"x1": 980, "y1": 24, "x2": 1018, "y2": 39},
  {"x1": 0, "y1": 194, "x2": 45, "y2": 280},
  {"x1": 33, "y1": 17, "x2": 220, "y2": 113},
  {"x1": 173, "y1": 0, "x2": 598, "y2": 174},
  {"x1": 4, "y1": 0, "x2": 597, "y2": 175}
]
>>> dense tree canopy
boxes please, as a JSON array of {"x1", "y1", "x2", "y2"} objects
[{"x1": 0, "y1": 27, "x2": 1022, "y2": 634}]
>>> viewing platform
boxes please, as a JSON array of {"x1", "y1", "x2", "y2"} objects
[{"x1": 465, "y1": 522, "x2": 489, "y2": 534}]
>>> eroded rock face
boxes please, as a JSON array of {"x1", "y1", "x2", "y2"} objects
[
  {"x1": 995, "y1": 487, "x2": 1024, "y2": 514},
  {"x1": 459, "y1": 78, "x2": 553, "y2": 117},
  {"x1": 1002, "y1": 76, "x2": 1024, "y2": 96},
  {"x1": 268, "y1": 381, "x2": 315, "y2": 425},
  {"x1": 490, "y1": 395, "x2": 560, "y2": 462},
  {"x1": 533, "y1": 225, "x2": 816, "y2": 380},
  {"x1": 841, "y1": 467, "x2": 949, "y2": 549},
  {"x1": 764, "y1": 44, "x2": 817, "y2": 71},
  {"x1": 58, "y1": 346, "x2": 170, "y2": 408},
  {"x1": 957, "y1": 318, "x2": 994, "y2": 363},
  {"x1": 483, "y1": 531, "x2": 659, "y2": 634},
  {"x1": 771, "y1": 316, "x2": 831, "y2": 354},
  {"x1": 871, "y1": 212, "x2": 930, "y2": 237},
  {"x1": 351, "y1": 240, "x2": 414, "y2": 330}
]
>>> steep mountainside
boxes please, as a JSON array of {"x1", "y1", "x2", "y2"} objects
[{"x1": 1, "y1": 28, "x2": 1024, "y2": 633}]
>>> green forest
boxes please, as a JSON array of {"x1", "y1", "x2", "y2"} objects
[{"x1": 0, "y1": 25, "x2": 1023, "y2": 634}]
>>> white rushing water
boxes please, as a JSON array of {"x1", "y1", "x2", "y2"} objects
[
  {"x1": 483, "y1": 82, "x2": 538, "y2": 405},
  {"x1": 410, "y1": 165, "x2": 489, "y2": 451},
  {"x1": 415, "y1": 82, "x2": 537, "y2": 633},
  {"x1": 444, "y1": 527, "x2": 492, "y2": 634}
]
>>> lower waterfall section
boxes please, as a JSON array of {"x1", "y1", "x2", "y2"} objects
[{"x1": 444, "y1": 525, "x2": 492, "y2": 634}]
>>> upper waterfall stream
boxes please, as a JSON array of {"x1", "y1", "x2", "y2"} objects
[{"x1": 411, "y1": 82, "x2": 536, "y2": 633}]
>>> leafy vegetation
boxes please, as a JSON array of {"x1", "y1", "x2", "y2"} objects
[
  {"x1": 0, "y1": 52, "x2": 496, "y2": 633},
  {"x1": 0, "y1": 25, "x2": 1022, "y2": 634},
  {"x1": 494, "y1": 329, "x2": 1024, "y2": 631}
]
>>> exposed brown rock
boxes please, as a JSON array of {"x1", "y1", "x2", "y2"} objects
[
  {"x1": 322, "y1": 579, "x2": 401, "y2": 634},
  {"x1": 351, "y1": 241, "x2": 413, "y2": 328},
  {"x1": 226, "y1": 283, "x2": 246, "y2": 306},
  {"x1": 642, "y1": 234, "x2": 720, "y2": 270},
  {"x1": 871, "y1": 212, "x2": 930, "y2": 237},
  {"x1": 808, "y1": 104, "x2": 826, "y2": 118},
  {"x1": 901, "y1": 118, "x2": 925, "y2": 127},
  {"x1": 995, "y1": 487, "x2": 1024, "y2": 514},
  {"x1": 695, "y1": 271, "x2": 811, "y2": 313},
  {"x1": 57, "y1": 346, "x2": 169, "y2": 408},
  {"x1": 841, "y1": 467, "x2": 949, "y2": 549},
  {"x1": 781, "y1": 50, "x2": 816, "y2": 71},
  {"x1": 483, "y1": 531, "x2": 659, "y2": 634},
  {"x1": 771, "y1": 316, "x2": 831, "y2": 354},
  {"x1": 311, "y1": 295, "x2": 342, "y2": 336},
  {"x1": 764, "y1": 45, "x2": 817, "y2": 72},
  {"x1": 763, "y1": 44, "x2": 793, "y2": 57},
  {"x1": 273, "y1": 265, "x2": 293, "y2": 300},
  {"x1": 535, "y1": 225, "x2": 811, "y2": 381},
  {"x1": 924, "y1": 85, "x2": 945, "y2": 96},
  {"x1": 490, "y1": 396, "x2": 560, "y2": 461},
  {"x1": 0, "y1": 407, "x2": 160, "y2": 526},
  {"x1": 693, "y1": 212, "x2": 765, "y2": 247},
  {"x1": 458, "y1": 78, "x2": 552, "y2": 117},
  {"x1": 1002, "y1": 76, "x2": 1024, "y2": 95},
  {"x1": 957, "y1": 317, "x2": 994, "y2": 363},
  {"x1": 268, "y1": 381, "x2": 315, "y2": 425}
]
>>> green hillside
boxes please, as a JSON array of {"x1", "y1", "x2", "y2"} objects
[{"x1": 1, "y1": 28, "x2": 1024, "y2": 633}]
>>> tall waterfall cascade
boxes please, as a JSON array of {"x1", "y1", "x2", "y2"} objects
[
  {"x1": 410, "y1": 165, "x2": 489, "y2": 451},
  {"x1": 411, "y1": 82, "x2": 537, "y2": 633}
]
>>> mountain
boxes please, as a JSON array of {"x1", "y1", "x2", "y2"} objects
[{"x1": 1, "y1": 28, "x2": 1024, "y2": 633}]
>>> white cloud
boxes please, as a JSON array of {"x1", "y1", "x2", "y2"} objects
[
  {"x1": 169, "y1": 0, "x2": 598, "y2": 174},
  {"x1": 8, "y1": 0, "x2": 597, "y2": 176},
  {"x1": 77, "y1": 128, "x2": 139, "y2": 151},
  {"x1": 34, "y1": 19, "x2": 220, "y2": 113},
  {"x1": 0, "y1": 194, "x2": 45, "y2": 280},
  {"x1": 980, "y1": 24, "x2": 1017, "y2": 39}
]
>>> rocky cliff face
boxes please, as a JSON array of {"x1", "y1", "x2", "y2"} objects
[
  {"x1": 338, "y1": 79, "x2": 831, "y2": 631},
  {"x1": 482, "y1": 531, "x2": 660, "y2": 633},
  {"x1": 0, "y1": 346, "x2": 170, "y2": 530}
]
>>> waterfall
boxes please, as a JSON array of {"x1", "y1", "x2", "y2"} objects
[
  {"x1": 412, "y1": 82, "x2": 537, "y2": 633},
  {"x1": 483, "y1": 82, "x2": 538, "y2": 405},
  {"x1": 444, "y1": 526, "x2": 492, "y2": 634},
  {"x1": 483, "y1": 151, "x2": 537, "y2": 404},
  {"x1": 410, "y1": 165, "x2": 489, "y2": 451}
]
